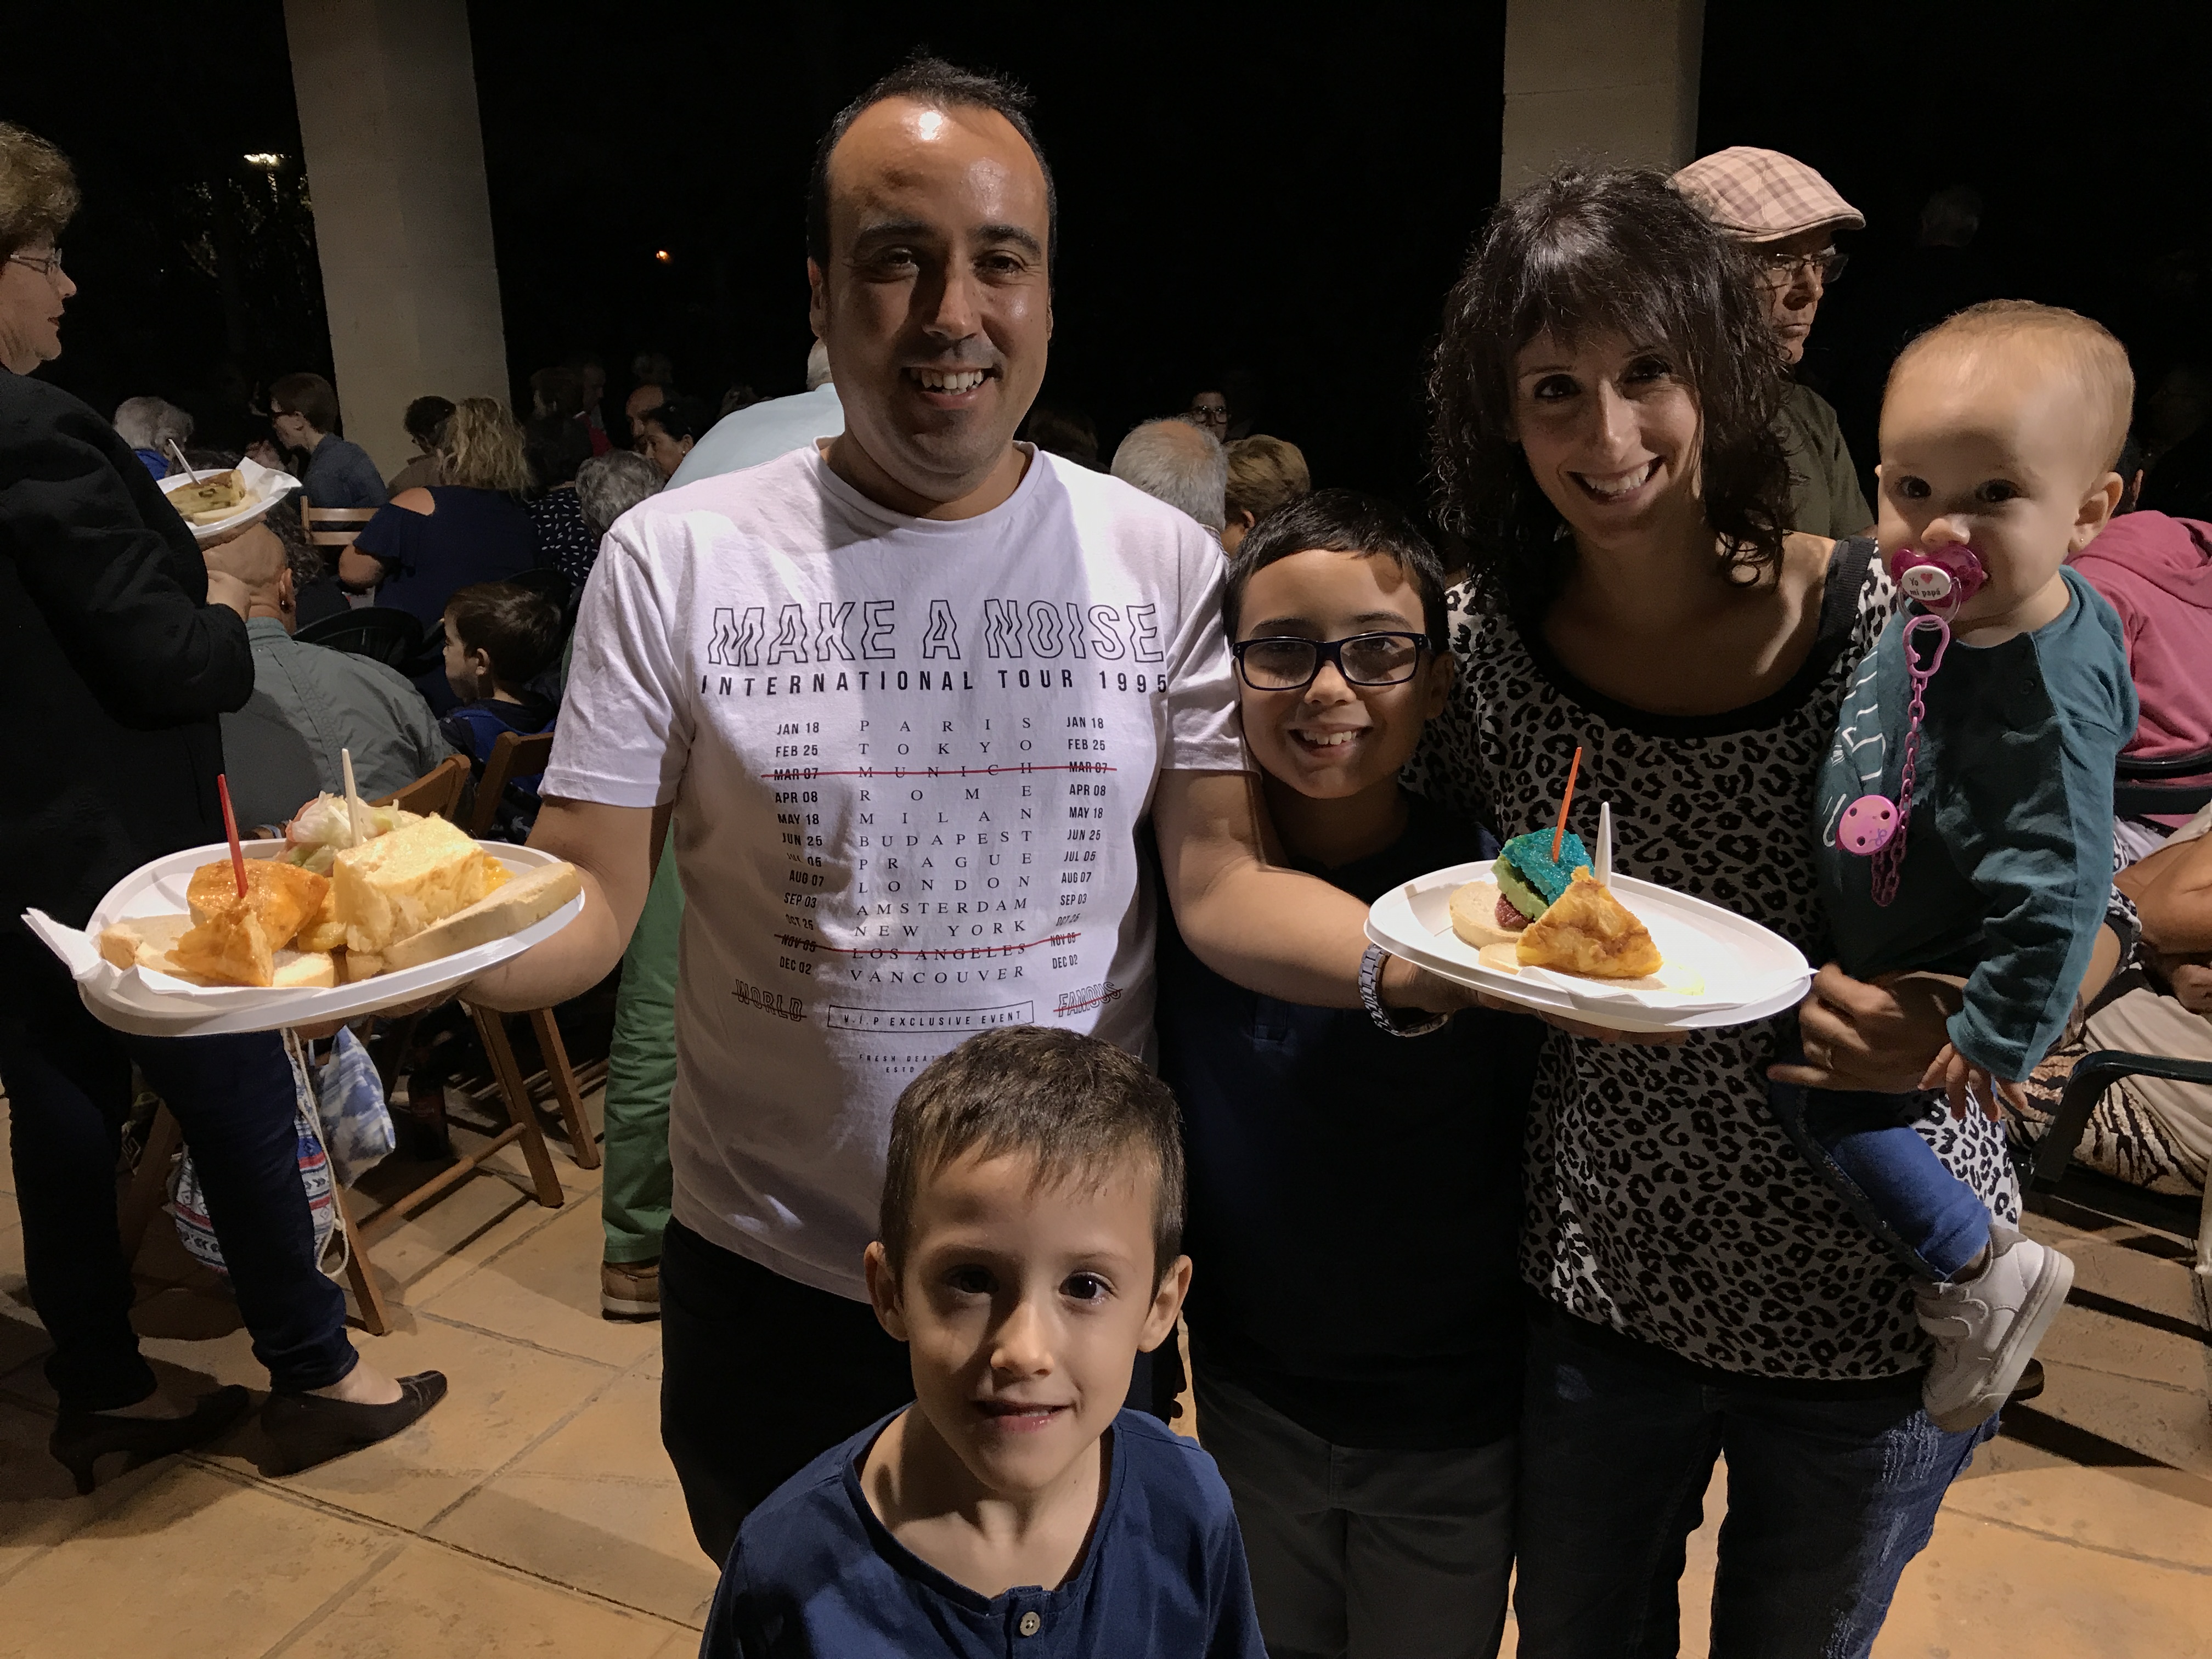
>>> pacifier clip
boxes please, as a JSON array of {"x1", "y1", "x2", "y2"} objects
[{"x1": 1836, "y1": 545, "x2": 1986, "y2": 907}]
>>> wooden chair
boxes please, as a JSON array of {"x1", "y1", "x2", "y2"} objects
[
  {"x1": 459, "y1": 729, "x2": 601, "y2": 1192},
  {"x1": 301, "y1": 501, "x2": 379, "y2": 554},
  {"x1": 464, "y1": 730, "x2": 556, "y2": 837},
  {"x1": 371, "y1": 753, "x2": 471, "y2": 821}
]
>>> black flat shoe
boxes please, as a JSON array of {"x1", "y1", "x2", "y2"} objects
[
  {"x1": 50, "y1": 1385, "x2": 252, "y2": 1495},
  {"x1": 261, "y1": 1370, "x2": 448, "y2": 1475}
]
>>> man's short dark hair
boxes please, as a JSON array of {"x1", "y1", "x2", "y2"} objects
[
  {"x1": 879, "y1": 1026, "x2": 1184, "y2": 1283},
  {"x1": 806, "y1": 53, "x2": 1057, "y2": 276},
  {"x1": 269, "y1": 371, "x2": 341, "y2": 436},
  {"x1": 1223, "y1": 488, "x2": 1451, "y2": 652},
  {"x1": 403, "y1": 394, "x2": 454, "y2": 448},
  {"x1": 443, "y1": 581, "x2": 563, "y2": 686}
]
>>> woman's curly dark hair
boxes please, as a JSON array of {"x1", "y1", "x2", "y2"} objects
[{"x1": 1428, "y1": 166, "x2": 1793, "y2": 619}]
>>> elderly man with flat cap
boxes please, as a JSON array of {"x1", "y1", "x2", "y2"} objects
[{"x1": 1673, "y1": 146, "x2": 1874, "y2": 539}]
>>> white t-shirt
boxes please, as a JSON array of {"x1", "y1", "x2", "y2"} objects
[{"x1": 546, "y1": 443, "x2": 1244, "y2": 1296}]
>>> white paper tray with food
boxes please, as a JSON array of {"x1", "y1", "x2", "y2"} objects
[
  {"x1": 20, "y1": 792, "x2": 583, "y2": 1038},
  {"x1": 1364, "y1": 795, "x2": 1812, "y2": 1034},
  {"x1": 156, "y1": 454, "x2": 302, "y2": 545}
]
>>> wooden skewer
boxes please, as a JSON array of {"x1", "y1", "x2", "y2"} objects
[
  {"x1": 341, "y1": 748, "x2": 369, "y2": 848},
  {"x1": 1552, "y1": 746, "x2": 1584, "y2": 863},
  {"x1": 216, "y1": 774, "x2": 248, "y2": 899}
]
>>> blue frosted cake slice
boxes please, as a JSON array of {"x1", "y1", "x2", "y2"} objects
[{"x1": 1492, "y1": 830, "x2": 1592, "y2": 927}]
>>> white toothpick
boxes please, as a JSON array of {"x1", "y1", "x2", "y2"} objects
[
  {"x1": 1596, "y1": 800, "x2": 1613, "y2": 887},
  {"x1": 341, "y1": 748, "x2": 369, "y2": 848}
]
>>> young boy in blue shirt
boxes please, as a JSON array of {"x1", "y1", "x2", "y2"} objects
[
  {"x1": 1774, "y1": 301, "x2": 2139, "y2": 1432},
  {"x1": 1158, "y1": 490, "x2": 1540, "y2": 1659},
  {"x1": 438, "y1": 580, "x2": 561, "y2": 839},
  {"x1": 703, "y1": 1025, "x2": 1265, "y2": 1658}
]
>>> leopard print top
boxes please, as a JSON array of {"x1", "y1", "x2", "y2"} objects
[{"x1": 1414, "y1": 545, "x2": 2019, "y2": 1380}]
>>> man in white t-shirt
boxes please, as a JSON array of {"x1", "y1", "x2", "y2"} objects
[{"x1": 468, "y1": 54, "x2": 1468, "y2": 1562}]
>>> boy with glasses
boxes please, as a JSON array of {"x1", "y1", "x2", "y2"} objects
[
  {"x1": 1156, "y1": 490, "x2": 1539, "y2": 1659},
  {"x1": 1673, "y1": 145, "x2": 1875, "y2": 538}
]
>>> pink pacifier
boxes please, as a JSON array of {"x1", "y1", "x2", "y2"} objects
[
  {"x1": 1887, "y1": 542, "x2": 1988, "y2": 610},
  {"x1": 1840, "y1": 545, "x2": 1983, "y2": 902}
]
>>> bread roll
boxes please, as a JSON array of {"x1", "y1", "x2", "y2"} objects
[
  {"x1": 382, "y1": 862, "x2": 581, "y2": 970},
  {"x1": 1448, "y1": 879, "x2": 1523, "y2": 950}
]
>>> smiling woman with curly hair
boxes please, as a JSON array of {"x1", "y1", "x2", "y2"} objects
[{"x1": 1413, "y1": 165, "x2": 2013, "y2": 1657}]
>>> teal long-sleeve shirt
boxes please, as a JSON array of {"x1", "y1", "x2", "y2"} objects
[{"x1": 1815, "y1": 566, "x2": 2136, "y2": 1081}]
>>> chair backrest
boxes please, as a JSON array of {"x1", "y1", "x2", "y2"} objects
[
  {"x1": 465, "y1": 730, "x2": 557, "y2": 837},
  {"x1": 294, "y1": 606, "x2": 426, "y2": 670},
  {"x1": 302, "y1": 501, "x2": 380, "y2": 549},
  {"x1": 2114, "y1": 748, "x2": 2212, "y2": 820},
  {"x1": 371, "y1": 753, "x2": 472, "y2": 821}
]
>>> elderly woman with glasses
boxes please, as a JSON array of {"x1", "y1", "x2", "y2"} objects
[
  {"x1": 0, "y1": 121, "x2": 443, "y2": 1492},
  {"x1": 1673, "y1": 146, "x2": 1874, "y2": 539}
]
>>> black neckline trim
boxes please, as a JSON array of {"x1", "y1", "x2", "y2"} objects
[{"x1": 1506, "y1": 537, "x2": 1877, "y2": 741}]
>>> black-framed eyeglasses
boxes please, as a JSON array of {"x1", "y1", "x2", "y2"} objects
[
  {"x1": 5, "y1": 247, "x2": 64, "y2": 279},
  {"x1": 1756, "y1": 246, "x2": 1847, "y2": 284},
  {"x1": 1188, "y1": 405, "x2": 1228, "y2": 422},
  {"x1": 1232, "y1": 631, "x2": 1430, "y2": 691}
]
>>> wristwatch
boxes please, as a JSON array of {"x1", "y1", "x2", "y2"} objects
[{"x1": 1359, "y1": 944, "x2": 1451, "y2": 1037}]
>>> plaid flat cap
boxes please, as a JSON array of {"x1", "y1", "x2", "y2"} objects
[{"x1": 1670, "y1": 147, "x2": 1864, "y2": 242}]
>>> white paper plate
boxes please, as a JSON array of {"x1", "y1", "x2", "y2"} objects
[
  {"x1": 157, "y1": 455, "x2": 304, "y2": 545},
  {"x1": 1366, "y1": 862, "x2": 1812, "y2": 1032},
  {"x1": 25, "y1": 838, "x2": 582, "y2": 1037}
]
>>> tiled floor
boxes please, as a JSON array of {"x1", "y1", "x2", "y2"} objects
[{"x1": 1, "y1": 1095, "x2": 2207, "y2": 1658}]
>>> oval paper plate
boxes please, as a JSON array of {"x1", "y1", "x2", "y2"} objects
[
  {"x1": 157, "y1": 455, "x2": 304, "y2": 545},
  {"x1": 47, "y1": 838, "x2": 582, "y2": 1037},
  {"x1": 1366, "y1": 862, "x2": 1812, "y2": 1032}
]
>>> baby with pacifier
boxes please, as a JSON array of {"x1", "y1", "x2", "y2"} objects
[{"x1": 1773, "y1": 301, "x2": 2136, "y2": 1431}]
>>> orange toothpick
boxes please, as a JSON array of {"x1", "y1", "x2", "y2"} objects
[
  {"x1": 1551, "y1": 746, "x2": 1583, "y2": 863},
  {"x1": 216, "y1": 773, "x2": 248, "y2": 899}
]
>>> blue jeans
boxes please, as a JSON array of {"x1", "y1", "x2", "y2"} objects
[
  {"x1": 1514, "y1": 1307, "x2": 1994, "y2": 1659},
  {"x1": 1768, "y1": 1047, "x2": 1991, "y2": 1282},
  {"x1": 0, "y1": 962, "x2": 356, "y2": 1411}
]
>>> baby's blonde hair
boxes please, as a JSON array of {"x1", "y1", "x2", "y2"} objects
[{"x1": 1888, "y1": 300, "x2": 2133, "y2": 475}]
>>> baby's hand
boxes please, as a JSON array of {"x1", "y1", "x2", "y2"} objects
[{"x1": 1917, "y1": 1043, "x2": 2028, "y2": 1122}]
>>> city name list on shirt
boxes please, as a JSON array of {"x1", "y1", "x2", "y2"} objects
[{"x1": 545, "y1": 443, "x2": 1244, "y2": 1296}]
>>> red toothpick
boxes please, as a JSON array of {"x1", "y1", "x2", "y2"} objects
[
  {"x1": 216, "y1": 773, "x2": 248, "y2": 899},
  {"x1": 1551, "y1": 746, "x2": 1583, "y2": 864}
]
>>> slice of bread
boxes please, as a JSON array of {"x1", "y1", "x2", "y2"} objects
[
  {"x1": 382, "y1": 862, "x2": 582, "y2": 971},
  {"x1": 272, "y1": 950, "x2": 337, "y2": 989},
  {"x1": 1448, "y1": 879, "x2": 1523, "y2": 949},
  {"x1": 333, "y1": 817, "x2": 509, "y2": 955},
  {"x1": 97, "y1": 913, "x2": 193, "y2": 970}
]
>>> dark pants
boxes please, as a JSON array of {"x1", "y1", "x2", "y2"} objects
[
  {"x1": 659, "y1": 1216, "x2": 1178, "y2": 1565},
  {"x1": 0, "y1": 966, "x2": 356, "y2": 1412},
  {"x1": 1513, "y1": 1307, "x2": 1994, "y2": 1659},
  {"x1": 659, "y1": 1217, "x2": 914, "y2": 1566},
  {"x1": 1768, "y1": 1059, "x2": 1993, "y2": 1281}
]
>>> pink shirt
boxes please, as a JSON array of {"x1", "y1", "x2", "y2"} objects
[{"x1": 2071, "y1": 510, "x2": 2212, "y2": 762}]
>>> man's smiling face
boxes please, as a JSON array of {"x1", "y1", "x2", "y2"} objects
[{"x1": 810, "y1": 98, "x2": 1052, "y2": 511}]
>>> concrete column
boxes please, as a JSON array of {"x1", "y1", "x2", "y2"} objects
[
  {"x1": 1500, "y1": 0, "x2": 1705, "y2": 195},
  {"x1": 283, "y1": 0, "x2": 509, "y2": 476}
]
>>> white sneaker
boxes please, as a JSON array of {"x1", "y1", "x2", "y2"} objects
[{"x1": 1913, "y1": 1224, "x2": 2074, "y2": 1432}]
